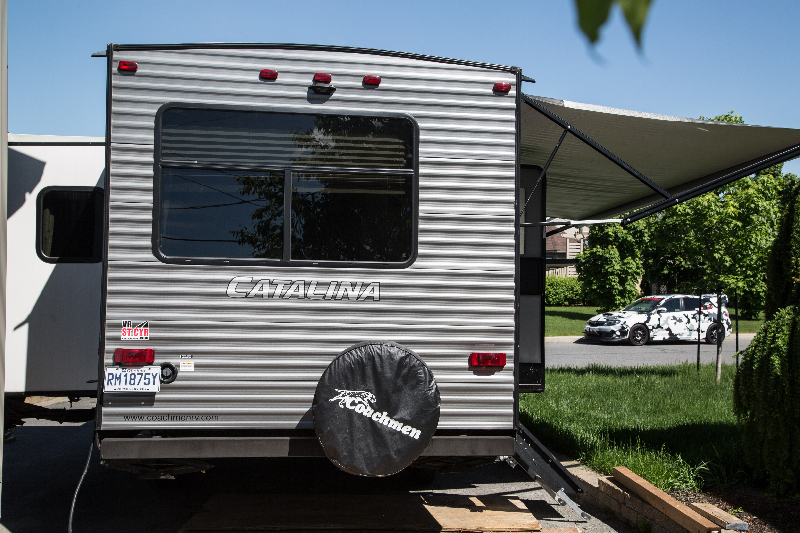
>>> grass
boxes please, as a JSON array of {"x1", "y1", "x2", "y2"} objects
[
  {"x1": 544, "y1": 306, "x2": 766, "y2": 336},
  {"x1": 519, "y1": 363, "x2": 746, "y2": 492}
]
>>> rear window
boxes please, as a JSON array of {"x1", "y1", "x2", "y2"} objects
[
  {"x1": 37, "y1": 187, "x2": 103, "y2": 263},
  {"x1": 154, "y1": 105, "x2": 417, "y2": 267}
]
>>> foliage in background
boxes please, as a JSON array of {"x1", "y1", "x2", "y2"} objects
[
  {"x1": 734, "y1": 306, "x2": 800, "y2": 495},
  {"x1": 764, "y1": 178, "x2": 800, "y2": 319},
  {"x1": 544, "y1": 276, "x2": 583, "y2": 306},
  {"x1": 520, "y1": 364, "x2": 743, "y2": 492},
  {"x1": 576, "y1": 223, "x2": 642, "y2": 312},
  {"x1": 573, "y1": 0, "x2": 653, "y2": 46},
  {"x1": 638, "y1": 113, "x2": 786, "y2": 319}
]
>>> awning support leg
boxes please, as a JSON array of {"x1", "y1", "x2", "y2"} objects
[{"x1": 520, "y1": 128, "x2": 567, "y2": 216}]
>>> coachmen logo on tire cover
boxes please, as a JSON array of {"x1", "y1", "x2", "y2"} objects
[{"x1": 312, "y1": 342, "x2": 440, "y2": 477}]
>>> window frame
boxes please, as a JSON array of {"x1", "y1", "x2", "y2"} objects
[
  {"x1": 152, "y1": 102, "x2": 419, "y2": 268},
  {"x1": 36, "y1": 186, "x2": 104, "y2": 264}
]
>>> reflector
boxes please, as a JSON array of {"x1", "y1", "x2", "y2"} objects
[
  {"x1": 493, "y1": 82, "x2": 511, "y2": 93},
  {"x1": 363, "y1": 75, "x2": 381, "y2": 86},
  {"x1": 313, "y1": 73, "x2": 332, "y2": 84},
  {"x1": 114, "y1": 348, "x2": 155, "y2": 365},
  {"x1": 260, "y1": 69, "x2": 278, "y2": 80},
  {"x1": 469, "y1": 352, "x2": 506, "y2": 367},
  {"x1": 118, "y1": 61, "x2": 138, "y2": 72}
]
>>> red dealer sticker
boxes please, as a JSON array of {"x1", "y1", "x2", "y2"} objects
[{"x1": 121, "y1": 320, "x2": 149, "y2": 341}]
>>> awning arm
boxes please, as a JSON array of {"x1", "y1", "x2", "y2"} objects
[
  {"x1": 621, "y1": 143, "x2": 800, "y2": 225},
  {"x1": 520, "y1": 129, "x2": 568, "y2": 216},
  {"x1": 522, "y1": 95, "x2": 672, "y2": 200}
]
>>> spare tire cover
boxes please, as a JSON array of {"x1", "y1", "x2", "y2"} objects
[{"x1": 313, "y1": 341, "x2": 440, "y2": 477}]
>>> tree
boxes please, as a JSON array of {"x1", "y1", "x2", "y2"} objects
[
  {"x1": 573, "y1": 0, "x2": 653, "y2": 47},
  {"x1": 576, "y1": 223, "x2": 643, "y2": 312},
  {"x1": 764, "y1": 177, "x2": 800, "y2": 319}
]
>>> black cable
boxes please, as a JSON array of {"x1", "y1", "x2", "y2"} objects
[{"x1": 68, "y1": 421, "x2": 95, "y2": 533}]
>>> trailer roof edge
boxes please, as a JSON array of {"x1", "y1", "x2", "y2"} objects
[{"x1": 108, "y1": 43, "x2": 520, "y2": 72}]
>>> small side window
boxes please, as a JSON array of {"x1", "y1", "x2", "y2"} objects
[{"x1": 36, "y1": 187, "x2": 104, "y2": 263}]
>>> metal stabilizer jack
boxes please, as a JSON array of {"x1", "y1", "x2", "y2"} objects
[{"x1": 513, "y1": 424, "x2": 592, "y2": 522}]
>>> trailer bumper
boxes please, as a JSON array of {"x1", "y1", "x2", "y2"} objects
[{"x1": 99, "y1": 435, "x2": 514, "y2": 460}]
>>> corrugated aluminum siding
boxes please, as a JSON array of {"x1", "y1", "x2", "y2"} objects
[{"x1": 101, "y1": 47, "x2": 517, "y2": 431}]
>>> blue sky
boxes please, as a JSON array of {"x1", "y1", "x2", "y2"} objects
[{"x1": 9, "y1": 0, "x2": 800, "y2": 174}]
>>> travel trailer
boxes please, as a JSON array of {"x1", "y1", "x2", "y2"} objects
[{"x1": 7, "y1": 43, "x2": 800, "y2": 510}]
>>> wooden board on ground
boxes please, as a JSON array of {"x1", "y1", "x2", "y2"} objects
[
  {"x1": 689, "y1": 503, "x2": 748, "y2": 531},
  {"x1": 612, "y1": 467, "x2": 720, "y2": 533},
  {"x1": 181, "y1": 493, "x2": 542, "y2": 532}
]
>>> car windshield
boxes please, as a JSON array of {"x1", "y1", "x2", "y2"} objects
[{"x1": 622, "y1": 298, "x2": 663, "y2": 312}]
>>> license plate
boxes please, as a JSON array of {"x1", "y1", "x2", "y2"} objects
[{"x1": 104, "y1": 366, "x2": 161, "y2": 392}]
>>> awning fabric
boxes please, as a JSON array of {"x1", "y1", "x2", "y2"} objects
[{"x1": 521, "y1": 95, "x2": 800, "y2": 220}]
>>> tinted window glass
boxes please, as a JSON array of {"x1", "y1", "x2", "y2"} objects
[
  {"x1": 623, "y1": 298, "x2": 663, "y2": 312},
  {"x1": 160, "y1": 168, "x2": 284, "y2": 259},
  {"x1": 662, "y1": 298, "x2": 681, "y2": 312},
  {"x1": 39, "y1": 188, "x2": 102, "y2": 262},
  {"x1": 161, "y1": 109, "x2": 414, "y2": 169},
  {"x1": 683, "y1": 297, "x2": 700, "y2": 310},
  {"x1": 291, "y1": 172, "x2": 412, "y2": 262},
  {"x1": 156, "y1": 106, "x2": 416, "y2": 266}
]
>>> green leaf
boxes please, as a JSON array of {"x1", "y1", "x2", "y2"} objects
[
  {"x1": 574, "y1": 0, "x2": 653, "y2": 47},
  {"x1": 617, "y1": 0, "x2": 653, "y2": 46},
  {"x1": 575, "y1": 0, "x2": 613, "y2": 44}
]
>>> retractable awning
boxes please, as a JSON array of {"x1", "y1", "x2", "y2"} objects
[{"x1": 521, "y1": 94, "x2": 800, "y2": 223}]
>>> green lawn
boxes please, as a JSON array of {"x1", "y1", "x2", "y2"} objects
[
  {"x1": 519, "y1": 364, "x2": 744, "y2": 492},
  {"x1": 544, "y1": 305, "x2": 765, "y2": 336}
]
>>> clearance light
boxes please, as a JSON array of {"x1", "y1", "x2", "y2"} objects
[
  {"x1": 118, "y1": 61, "x2": 138, "y2": 72},
  {"x1": 493, "y1": 82, "x2": 511, "y2": 94},
  {"x1": 259, "y1": 69, "x2": 279, "y2": 80},
  {"x1": 313, "y1": 73, "x2": 332, "y2": 84},
  {"x1": 363, "y1": 75, "x2": 381, "y2": 86},
  {"x1": 114, "y1": 348, "x2": 155, "y2": 365},
  {"x1": 469, "y1": 352, "x2": 506, "y2": 368}
]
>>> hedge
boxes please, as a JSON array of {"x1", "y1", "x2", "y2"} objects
[
  {"x1": 545, "y1": 276, "x2": 583, "y2": 306},
  {"x1": 733, "y1": 305, "x2": 800, "y2": 494}
]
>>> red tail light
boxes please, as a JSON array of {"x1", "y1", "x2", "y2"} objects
[
  {"x1": 493, "y1": 82, "x2": 511, "y2": 93},
  {"x1": 363, "y1": 75, "x2": 381, "y2": 86},
  {"x1": 259, "y1": 69, "x2": 278, "y2": 80},
  {"x1": 118, "y1": 61, "x2": 138, "y2": 72},
  {"x1": 469, "y1": 352, "x2": 506, "y2": 367},
  {"x1": 114, "y1": 348, "x2": 155, "y2": 365},
  {"x1": 313, "y1": 73, "x2": 332, "y2": 84}
]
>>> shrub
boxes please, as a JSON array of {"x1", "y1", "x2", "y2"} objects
[
  {"x1": 764, "y1": 177, "x2": 800, "y2": 319},
  {"x1": 733, "y1": 306, "x2": 800, "y2": 494},
  {"x1": 545, "y1": 276, "x2": 583, "y2": 306}
]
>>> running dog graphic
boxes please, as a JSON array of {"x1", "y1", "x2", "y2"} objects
[{"x1": 330, "y1": 389, "x2": 376, "y2": 409}]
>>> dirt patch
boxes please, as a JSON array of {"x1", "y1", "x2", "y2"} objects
[{"x1": 670, "y1": 487, "x2": 799, "y2": 533}]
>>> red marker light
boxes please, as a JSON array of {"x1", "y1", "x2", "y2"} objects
[
  {"x1": 259, "y1": 69, "x2": 278, "y2": 80},
  {"x1": 469, "y1": 352, "x2": 506, "y2": 368},
  {"x1": 493, "y1": 82, "x2": 511, "y2": 93},
  {"x1": 114, "y1": 348, "x2": 155, "y2": 365},
  {"x1": 313, "y1": 73, "x2": 332, "y2": 84},
  {"x1": 363, "y1": 75, "x2": 381, "y2": 86},
  {"x1": 118, "y1": 61, "x2": 138, "y2": 72}
]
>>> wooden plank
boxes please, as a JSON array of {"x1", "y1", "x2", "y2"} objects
[
  {"x1": 612, "y1": 467, "x2": 720, "y2": 533},
  {"x1": 181, "y1": 493, "x2": 542, "y2": 532},
  {"x1": 689, "y1": 503, "x2": 748, "y2": 531}
]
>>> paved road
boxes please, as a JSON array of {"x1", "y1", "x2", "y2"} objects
[
  {"x1": 545, "y1": 334, "x2": 753, "y2": 367},
  {"x1": 0, "y1": 398, "x2": 635, "y2": 533}
]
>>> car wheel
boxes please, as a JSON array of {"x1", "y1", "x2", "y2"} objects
[
  {"x1": 705, "y1": 324, "x2": 725, "y2": 344},
  {"x1": 628, "y1": 324, "x2": 649, "y2": 346}
]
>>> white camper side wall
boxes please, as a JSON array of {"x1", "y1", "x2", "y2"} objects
[
  {"x1": 101, "y1": 47, "x2": 517, "y2": 431},
  {"x1": 5, "y1": 138, "x2": 105, "y2": 393}
]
